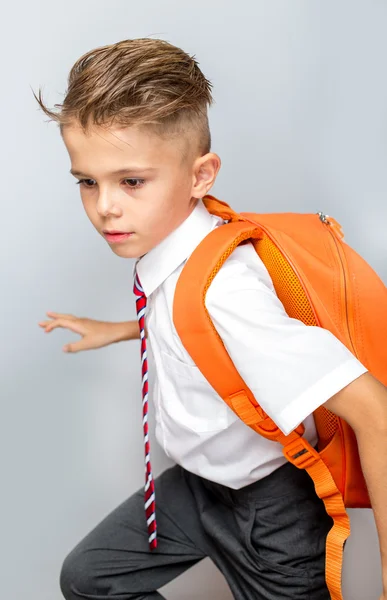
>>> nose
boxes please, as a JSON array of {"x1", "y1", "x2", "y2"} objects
[{"x1": 96, "y1": 186, "x2": 122, "y2": 218}]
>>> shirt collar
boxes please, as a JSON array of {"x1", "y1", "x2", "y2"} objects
[{"x1": 134, "y1": 198, "x2": 224, "y2": 297}]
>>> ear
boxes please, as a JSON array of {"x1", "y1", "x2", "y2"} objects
[{"x1": 191, "y1": 153, "x2": 221, "y2": 198}]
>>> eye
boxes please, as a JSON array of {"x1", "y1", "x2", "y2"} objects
[
  {"x1": 123, "y1": 178, "x2": 145, "y2": 189},
  {"x1": 75, "y1": 179, "x2": 95, "y2": 187}
]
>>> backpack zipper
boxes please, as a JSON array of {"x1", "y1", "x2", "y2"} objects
[{"x1": 317, "y1": 213, "x2": 357, "y2": 357}]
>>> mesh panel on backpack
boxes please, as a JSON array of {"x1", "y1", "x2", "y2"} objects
[{"x1": 252, "y1": 234, "x2": 340, "y2": 450}]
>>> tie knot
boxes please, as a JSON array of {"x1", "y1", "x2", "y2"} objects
[{"x1": 133, "y1": 272, "x2": 146, "y2": 299}]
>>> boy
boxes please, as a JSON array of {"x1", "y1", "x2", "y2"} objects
[{"x1": 36, "y1": 38, "x2": 387, "y2": 599}]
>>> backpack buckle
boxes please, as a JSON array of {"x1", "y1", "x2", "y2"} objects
[{"x1": 283, "y1": 437, "x2": 320, "y2": 469}]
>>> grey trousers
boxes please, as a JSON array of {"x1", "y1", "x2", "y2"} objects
[{"x1": 59, "y1": 462, "x2": 332, "y2": 599}]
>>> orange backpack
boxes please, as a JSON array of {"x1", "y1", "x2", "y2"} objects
[{"x1": 172, "y1": 195, "x2": 387, "y2": 600}]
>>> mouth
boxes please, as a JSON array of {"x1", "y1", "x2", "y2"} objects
[{"x1": 103, "y1": 231, "x2": 134, "y2": 243}]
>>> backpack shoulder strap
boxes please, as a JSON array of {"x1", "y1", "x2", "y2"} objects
[{"x1": 173, "y1": 212, "x2": 291, "y2": 437}]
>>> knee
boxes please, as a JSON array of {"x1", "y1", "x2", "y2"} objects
[
  {"x1": 59, "y1": 546, "x2": 145, "y2": 600},
  {"x1": 59, "y1": 547, "x2": 96, "y2": 599}
]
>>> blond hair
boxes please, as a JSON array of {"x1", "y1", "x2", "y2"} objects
[{"x1": 33, "y1": 38, "x2": 214, "y2": 158}]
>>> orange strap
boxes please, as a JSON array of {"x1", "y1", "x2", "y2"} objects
[
  {"x1": 278, "y1": 431, "x2": 350, "y2": 600},
  {"x1": 229, "y1": 393, "x2": 350, "y2": 599}
]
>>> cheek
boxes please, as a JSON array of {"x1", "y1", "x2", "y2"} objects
[
  {"x1": 140, "y1": 207, "x2": 175, "y2": 244},
  {"x1": 81, "y1": 196, "x2": 99, "y2": 224},
  {"x1": 81, "y1": 196, "x2": 90, "y2": 215}
]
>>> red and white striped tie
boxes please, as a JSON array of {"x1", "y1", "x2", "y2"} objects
[{"x1": 133, "y1": 272, "x2": 157, "y2": 550}]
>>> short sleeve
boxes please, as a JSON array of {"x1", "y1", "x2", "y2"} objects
[{"x1": 205, "y1": 243, "x2": 368, "y2": 436}]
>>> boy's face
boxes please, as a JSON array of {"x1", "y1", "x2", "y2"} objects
[{"x1": 62, "y1": 122, "x2": 220, "y2": 258}]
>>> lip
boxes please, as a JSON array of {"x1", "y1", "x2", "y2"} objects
[{"x1": 103, "y1": 232, "x2": 134, "y2": 243}]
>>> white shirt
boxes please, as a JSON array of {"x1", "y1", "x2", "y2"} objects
[{"x1": 135, "y1": 199, "x2": 368, "y2": 489}]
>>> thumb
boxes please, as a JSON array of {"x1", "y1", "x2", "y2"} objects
[{"x1": 63, "y1": 338, "x2": 94, "y2": 353}]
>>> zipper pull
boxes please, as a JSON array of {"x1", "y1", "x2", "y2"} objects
[{"x1": 317, "y1": 212, "x2": 345, "y2": 240}]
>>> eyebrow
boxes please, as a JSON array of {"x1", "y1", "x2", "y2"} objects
[{"x1": 70, "y1": 166, "x2": 158, "y2": 177}]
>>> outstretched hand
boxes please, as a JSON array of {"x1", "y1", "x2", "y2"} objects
[{"x1": 38, "y1": 311, "x2": 123, "y2": 353}]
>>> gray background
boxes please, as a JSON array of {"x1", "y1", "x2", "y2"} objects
[{"x1": 1, "y1": 0, "x2": 386, "y2": 598}]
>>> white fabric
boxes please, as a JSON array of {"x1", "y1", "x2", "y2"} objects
[{"x1": 135, "y1": 199, "x2": 368, "y2": 489}]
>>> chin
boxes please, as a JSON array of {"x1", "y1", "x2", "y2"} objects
[
  {"x1": 107, "y1": 242, "x2": 146, "y2": 260},
  {"x1": 109, "y1": 248, "x2": 141, "y2": 259}
]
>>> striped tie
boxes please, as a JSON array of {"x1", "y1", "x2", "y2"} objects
[{"x1": 133, "y1": 272, "x2": 157, "y2": 550}]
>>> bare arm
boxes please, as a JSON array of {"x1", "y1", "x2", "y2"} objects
[
  {"x1": 324, "y1": 372, "x2": 387, "y2": 598},
  {"x1": 111, "y1": 320, "x2": 147, "y2": 342},
  {"x1": 39, "y1": 312, "x2": 147, "y2": 352}
]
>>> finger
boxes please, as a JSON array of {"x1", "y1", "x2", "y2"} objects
[
  {"x1": 45, "y1": 319, "x2": 85, "y2": 335},
  {"x1": 63, "y1": 338, "x2": 93, "y2": 353},
  {"x1": 39, "y1": 315, "x2": 76, "y2": 327},
  {"x1": 46, "y1": 311, "x2": 75, "y2": 319}
]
